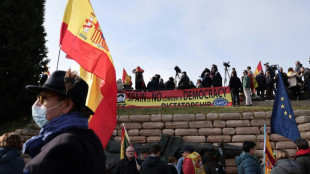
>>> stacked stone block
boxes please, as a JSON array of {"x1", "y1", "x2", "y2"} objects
[
  {"x1": 15, "y1": 110, "x2": 310, "y2": 174},
  {"x1": 113, "y1": 110, "x2": 310, "y2": 174}
]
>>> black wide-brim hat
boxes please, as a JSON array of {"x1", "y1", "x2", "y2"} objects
[{"x1": 26, "y1": 70, "x2": 94, "y2": 116}]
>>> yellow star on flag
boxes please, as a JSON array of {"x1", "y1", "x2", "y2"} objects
[
  {"x1": 284, "y1": 111, "x2": 287, "y2": 115},
  {"x1": 281, "y1": 104, "x2": 284, "y2": 108},
  {"x1": 281, "y1": 97, "x2": 284, "y2": 101},
  {"x1": 289, "y1": 114, "x2": 292, "y2": 119}
]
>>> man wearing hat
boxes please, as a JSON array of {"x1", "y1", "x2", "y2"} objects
[
  {"x1": 180, "y1": 145, "x2": 205, "y2": 174},
  {"x1": 22, "y1": 70, "x2": 106, "y2": 174}
]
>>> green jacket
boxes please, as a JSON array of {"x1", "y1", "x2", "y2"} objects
[{"x1": 243, "y1": 75, "x2": 250, "y2": 89}]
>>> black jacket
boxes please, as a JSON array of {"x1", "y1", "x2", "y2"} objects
[
  {"x1": 266, "y1": 75, "x2": 274, "y2": 88},
  {"x1": 115, "y1": 158, "x2": 142, "y2": 174},
  {"x1": 295, "y1": 148, "x2": 310, "y2": 174},
  {"x1": 140, "y1": 156, "x2": 170, "y2": 174},
  {"x1": 147, "y1": 80, "x2": 157, "y2": 91},
  {"x1": 213, "y1": 72, "x2": 222, "y2": 87},
  {"x1": 165, "y1": 80, "x2": 175, "y2": 90},
  {"x1": 178, "y1": 74, "x2": 190, "y2": 89},
  {"x1": 202, "y1": 75, "x2": 213, "y2": 87},
  {"x1": 255, "y1": 73, "x2": 266, "y2": 90},
  {"x1": 168, "y1": 164, "x2": 178, "y2": 174},
  {"x1": 229, "y1": 76, "x2": 241, "y2": 91},
  {"x1": 23, "y1": 128, "x2": 106, "y2": 174}
]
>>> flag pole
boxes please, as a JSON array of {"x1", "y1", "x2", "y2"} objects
[
  {"x1": 122, "y1": 123, "x2": 138, "y2": 165},
  {"x1": 56, "y1": 47, "x2": 61, "y2": 70},
  {"x1": 263, "y1": 123, "x2": 266, "y2": 174}
]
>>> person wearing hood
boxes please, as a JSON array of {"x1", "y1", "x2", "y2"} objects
[
  {"x1": 235, "y1": 141, "x2": 261, "y2": 174},
  {"x1": 140, "y1": 144, "x2": 170, "y2": 174},
  {"x1": 271, "y1": 149, "x2": 303, "y2": 174},
  {"x1": 294, "y1": 138, "x2": 310, "y2": 174},
  {"x1": 22, "y1": 70, "x2": 106, "y2": 174},
  {"x1": 0, "y1": 132, "x2": 25, "y2": 174}
]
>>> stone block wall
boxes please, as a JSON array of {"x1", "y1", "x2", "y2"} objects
[
  {"x1": 113, "y1": 110, "x2": 310, "y2": 174},
  {"x1": 16, "y1": 110, "x2": 310, "y2": 174}
]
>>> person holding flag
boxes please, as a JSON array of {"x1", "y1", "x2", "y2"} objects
[
  {"x1": 181, "y1": 145, "x2": 205, "y2": 174},
  {"x1": 115, "y1": 146, "x2": 142, "y2": 174},
  {"x1": 116, "y1": 124, "x2": 142, "y2": 174}
]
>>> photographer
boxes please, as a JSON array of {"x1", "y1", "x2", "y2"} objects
[{"x1": 177, "y1": 71, "x2": 190, "y2": 89}]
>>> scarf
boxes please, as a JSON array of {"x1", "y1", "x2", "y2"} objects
[
  {"x1": 23, "y1": 112, "x2": 88, "y2": 158},
  {"x1": 295, "y1": 148, "x2": 310, "y2": 157}
]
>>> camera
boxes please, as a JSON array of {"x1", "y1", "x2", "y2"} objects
[
  {"x1": 174, "y1": 66, "x2": 181, "y2": 74},
  {"x1": 223, "y1": 61, "x2": 230, "y2": 67}
]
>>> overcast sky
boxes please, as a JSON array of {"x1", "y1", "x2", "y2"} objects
[{"x1": 44, "y1": 0, "x2": 310, "y2": 86}]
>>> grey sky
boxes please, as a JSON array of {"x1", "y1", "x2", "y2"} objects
[{"x1": 45, "y1": 0, "x2": 310, "y2": 85}]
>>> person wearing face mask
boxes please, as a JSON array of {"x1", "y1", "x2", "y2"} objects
[{"x1": 22, "y1": 70, "x2": 106, "y2": 174}]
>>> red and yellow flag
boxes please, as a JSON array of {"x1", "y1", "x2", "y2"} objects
[
  {"x1": 60, "y1": 0, "x2": 116, "y2": 148},
  {"x1": 122, "y1": 68, "x2": 131, "y2": 86},
  {"x1": 183, "y1": 152, "x2": 206, "y2": 174},
  {"x1": 254, "y1": 61, "x2": 263, "y2": 76},
  {"x1": 120, "y1": 124, "x2": 136, "y2": 159},
  {"x1": 264, "y1": 124, "x2": 276, "y2": 174}
]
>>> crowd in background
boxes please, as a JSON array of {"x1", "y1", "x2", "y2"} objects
[{"x1": 117, "y1": 61, "x2": 310, "y2": 106}]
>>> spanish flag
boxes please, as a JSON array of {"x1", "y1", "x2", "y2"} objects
[
  {"x1": 120, "y1": 124, "x2": 136, "y2": 159},
  {"x1": 183, "y1": 152, "x2": 206, "y2": 174},
  {"x1": 263, "y1": 123, "x2": 276, "y2": 174},
  {"x1": 254, "y1": 61, "x2": 263, "y2": 76},
  {"x1": 122, "y1": 68, "x2": 131, "y2": 86},
  {"x1": 60, "y1": 0, "x2": 117, "y2": 148}
]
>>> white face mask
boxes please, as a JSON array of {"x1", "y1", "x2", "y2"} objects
[{"x1": 32, "y1": 99, "x2": 64, "y2": 128}]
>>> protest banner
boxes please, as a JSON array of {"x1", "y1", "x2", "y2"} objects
[{"x1": 117, "y1": 87, "x2": 232, "y2": 108}]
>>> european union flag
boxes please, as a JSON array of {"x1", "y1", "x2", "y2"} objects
[{"x1": 271, "y1": 70, "x2": 300, "y2": 142}]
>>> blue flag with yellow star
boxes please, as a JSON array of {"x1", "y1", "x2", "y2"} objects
[{"x1": 271, "y1": 70, "x2": 300, "y2": 142}]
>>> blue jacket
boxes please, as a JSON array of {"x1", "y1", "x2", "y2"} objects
[
  {"x1": 0, "y1": 147, "x2": 25, "y2": 174},
  {"x1": 235, "y1": 152, "x2": 261, "y2": 174}
]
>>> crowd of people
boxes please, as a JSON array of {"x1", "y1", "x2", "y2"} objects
[
  {"x1": 117, "y1": 61, "x2": 310, "y2": 106},
  {"x1": 236, "y1": 138, "x2": 310, "y2": 174},
  {"x1": 115, "y1": 144, "x2": 207, "y2": 174},
  {"x1": 0, "y1": 68, "x2": 310, "y2": 174}
]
